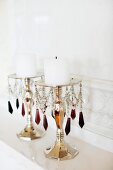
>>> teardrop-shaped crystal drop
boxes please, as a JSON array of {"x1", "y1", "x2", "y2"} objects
[
  {"x1": 8, "y1": 101, "x2": 13, "y2": 114},
  {"x1": 16, "y1": 98, "x2": 19, "y2": 109},
  {"x1": 35, "y1": 109, "x2": 40, "y2": 125},
  {"x1": 22, "y1": 103, "x2": 25, "y2": 117},
  {"x1": 55, "y1": 110, "x2": 60, "y2": 129},
  {"x1": 26, "y1": 97, "x2": 29, "y2": 102},
  {"x1": 65, "y1": 117, "x2": 71, "y2": 135},
  {"x1": 64, "y1": 112, "x2": 66, "y2": 117},
  {"x1": 79, "y1": 112, "x2": 84, "y2": 128},
  {"x1": 71, "y1": 109, "x2": 76, "y2": 119},
  {"x1": 43, "y1": 115, "x2": 48, "y2": 130},
  {"x1": 51, "y1": 110, "x2": 54, "y2": 119}
]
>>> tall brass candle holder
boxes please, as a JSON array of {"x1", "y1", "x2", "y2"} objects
[
  {"x1": 8, "y1": 74, "x2": 44, "y2": 141},
  {"x1": 35, "y1": 78, "x2": 84, "y2": 160}
]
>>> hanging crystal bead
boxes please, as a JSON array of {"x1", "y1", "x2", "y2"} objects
[
  {"x1": 51, "y1": 110, "x2": 54, "y2": 119},
  {"x1": 35, "y1": 109, "x2": 41, "y2": 125},
  {"x1": 22, "y1": 103, "x2": 25, "y2": 116},
  {"x1": 55, "y1": 110, "x2": 60, "y2": 129},
  {"x1": 8, "y1": 101, "x2": 13, "y2": 114},
  {"x1": 43, "y1": 115, "x2": 48, "y2": 130},
  {"x1": 79, "y1": 112, "x2": 84, "y2": 128},
  {"x1": 71, "y1": 109, "x2": 76, "y2": 119},
  {"x1": 65, "y1": 117, "x2": 71, "y2": 135},
  {"x1": 16, "y1": 98, "x2": 19, "y2": 109}
]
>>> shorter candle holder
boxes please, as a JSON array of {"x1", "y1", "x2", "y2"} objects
[
  {"x1": 8, "y1": 74, "x2": 44, "y2": 141},
  {"x1": 35, "y1": 78, "x2": 84, "y2": 160}
]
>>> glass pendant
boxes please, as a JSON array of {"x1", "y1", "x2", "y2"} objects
[
  {"x1": 35, "y1": 109, "x2": 41, "y2": 125},
  {"x1": 43, "y1": 115, "x2": 48, "y2": 130},
  {"x1": 65, "y1": 117, "x2": 71, "y2": 135},
  {"x1": 16, "y1": 98, "x2": 19, "y2": 109},
  {"x1": 26, "y1": 97, "x2": 29, "y2": 102},
  {"x1": 22, "y1": 103, "x2": 25, "y2": 116},
  {"x1": 71, "y1": 109, "x2": 76, "y2": 119},
  {"x1": 51, "y1": 110, "x2": 54, "y2": 119},
  {"x1": 8, "y1": 101, "x2": 13, "y2": 114},
  {"x1": 79, "y1": 112, "x2": 84, "y2": 128},
  {"x1": 64, "y1": 112, "x2": 66, "y2": 117},
  {"x1": 55, "y1": 110, "x2": 60, "y2": 129}
]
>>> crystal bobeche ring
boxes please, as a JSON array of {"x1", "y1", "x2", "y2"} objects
[{"x1": 35, "y1": 77, "x2": 85, "y2": 161}]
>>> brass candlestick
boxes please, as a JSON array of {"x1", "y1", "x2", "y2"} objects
[
  {"x1": 35, "y1": 77, "x2": 84, "y2": 161},
  {"x1": 44, "y1": 86, "x2": 79, "y2": 160},
  {"x1": 8, "y1": 74, "x2": 44, "y2": 141},
  {"x1": 17, "y1": 78, "x2": 44, "y2": 141}
]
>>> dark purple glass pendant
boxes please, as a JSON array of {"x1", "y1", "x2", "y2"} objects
[
  {"x1": 8, "y1": 101, "x2": 13, "y2": 114},
  {"x1": 16, "y1": 98, "x2": 19, "y2": 109},
  {"x1": 65, "y1": 117, "x2": 71, "y2": 135},
  {"x1": 79, "y1": 112, "x2": 84, "y2": 128},
  {"x1": 43, "y1": 115, "x2": 48, "y2": 130},
  {"x1": 71, "y1": 109, "x2": 76, "y2": 119},
  {"x1": 35, "y1": 109, "x2": 40, "y2": 125},
  {"x1": 22, "y1": 103, "x2": 25, "y2": 117}
]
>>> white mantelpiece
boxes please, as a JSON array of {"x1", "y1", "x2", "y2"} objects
[{"x1": 0, "y1": 76, "x2": 113, "y2": 169}]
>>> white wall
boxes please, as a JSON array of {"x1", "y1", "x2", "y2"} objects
[
  {"x1": 0, "y1": 0, "x2": 113, "y2": 92},
  {"x1": 0, "y1": 0, "x2": 113, "y2": 151}
]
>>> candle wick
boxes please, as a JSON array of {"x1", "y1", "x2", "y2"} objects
[{"x1": 55, "y1": 56, "x2": 57, "y2": 60}]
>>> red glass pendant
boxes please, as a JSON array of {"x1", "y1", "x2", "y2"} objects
[
  {"x1": 26, "y1": 97, "x2": 29, "y2": 102},
  {"x1": 65, "y1": 117, "x2": 71, "y2": 135},
  {"x1": 22, "y1": 103, "x2": 25, "y2": 116},
  {"x1": 71, "y1": 109, "x2": 76, "y2": 119},
  {"x1": 43, "y1": 115, "x2": 48, "y2": 130},
  {"x1": 35, "y1": 109, "x2": 40, "y2": 125}
]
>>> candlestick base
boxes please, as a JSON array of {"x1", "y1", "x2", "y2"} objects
[
  {"x1": 44, "y1": 141, "x2": 79, "y2": 161},
  {"x1": 17, "y1": 126, "x2": 44, "y2": 141}
]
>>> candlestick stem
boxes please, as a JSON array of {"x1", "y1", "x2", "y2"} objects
[
  {"x1": 44, "y1": 86, "x2": 79, "y2": 160},
  {"x1": 17, "y1": 78, "x2": 44, "y2": 141}
]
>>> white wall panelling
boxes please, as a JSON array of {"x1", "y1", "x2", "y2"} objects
[{"x1": 81, "y1": 76, "x2": 113, "y2": 140}]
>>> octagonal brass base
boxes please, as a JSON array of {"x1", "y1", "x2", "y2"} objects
[
  {"x1": 44, "y1": 141, "x2": 79, "y2": 161},
  {"x1": 17, "y1": 126, "x2": 44, "y2": 141}
]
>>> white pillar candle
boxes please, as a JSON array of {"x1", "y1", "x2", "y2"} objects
[
  {"x1": 15, "y1": 54, "x2": 37, "y2": 78},
  {"x1": 44, "y1": 57, "x2": 70, "y2": 86}
]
